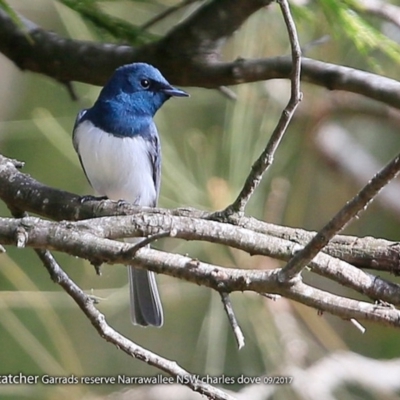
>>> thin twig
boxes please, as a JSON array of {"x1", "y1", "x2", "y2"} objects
[
  {"x1": 280, "y1": 152, "x2": 400, "y2": 281},
  {"x1": 35, "y1": 249, "x2": 235, "y2": 400},
  {"x1": 350, "y1": 318, "x2": 366, "y2": 334},
  {"x1": 219, "y1": 0, "x2": 302, "y2": 216},
  {"x1": 220, "y1": 292, "x2": 245, "y2": 349},
  {"x1": 61, "y1": 80, "x2": 78, "y2": 102},
  {"x1": 125, "y1": 231, "x2": 171, "y2": 257}
]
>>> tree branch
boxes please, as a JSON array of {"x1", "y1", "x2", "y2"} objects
[
  {"x1": 280, "y1": 151, "x2": 400, "y2": 280},
  {"x1": 1, "y1": 215, "x2": 400, "y2": 326},
  {"x1": 3, "y1": 211, "x2": 400, "y2": 304},
  {"x1": 220, "y1": 292, "x2": 245, "y2": 350},
  {"x1": 220, "y1": 0, "x2": 301, "y2": 215},
  {"x1": 0, "y1": 0, "x2": 273, "y2": 86},
  {"x1": 1, "y1": 154, "x2": 400, "y2": 274},
  {"x1": 2, "y1": 5, "x2": 400, "y2": 113},
  {"x1": 35, "y1": 249, "x2": 235, "y2": 400},
  {"x1": 2, "y1": 0, "x2": 400, "y2": 394}
]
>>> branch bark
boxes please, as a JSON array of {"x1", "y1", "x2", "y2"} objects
[
  {"x1": 1, "y1": 5, "x2": 400, "y2": 112},
  {"x1": 1, "y1": 214, "x2": 400, "y2": 327},
  {"x1": 1, "y1": 154, "x2": 399, "y2": 274}
]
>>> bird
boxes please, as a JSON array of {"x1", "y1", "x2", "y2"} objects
[{"x1": 72, "y1": 62, "x2": 189, "y2": 327}]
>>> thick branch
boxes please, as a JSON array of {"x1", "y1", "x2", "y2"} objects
[
  {"x1": 0, "y1": 0, "x2": 272, "y2": 86},
  {"x1": 237, "y1": 217, "x2": 400, "y2": 273},
  {"x1": 161, "y1": 0, "x2": 273, "y2": 62},
  {"x1": 0, "y1": 8, "x2": 144, "y2": 85},
  {"x1": 1, "y1": 7, "x2": 400, "y2": 112},
  {"x1": 207, "y1": 57, "x2": 400, "y2": 109},
  {"x1": 1, "y1": 154, "x2": 399, "y2": 274},
  {"x1": 1, "y1": 215, "x2": 400, "y2": 324},
  {"x1": 2, "y1": 214, "x2": 400, "y2": 306}
]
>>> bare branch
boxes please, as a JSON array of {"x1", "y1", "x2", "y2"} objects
[
  {"x1": 220, "y1": 292, "x2": 245, "y2": 350},
  {"x1": 3, "y1": 212, "x2": 400, "y2": 306},
  {"x1": 1, "y1": 216, "x2": 400, "y2": 327},
  {"x1": 1, "y1": 154, "x2": 400, "y2": 275},
  {"x1": 0, "y1": 1, "x2": 273, "y2": 86},
  {"x1": 350, "y1": 318, "x2": 366, "y2": 334},
  {"x1": 2, "y1": 152, "x2": 400, "y2": 328},
  {"x1": 308, "y1": 253, "x2": 400, "y2": 306},
  {"x1": 235, "y1": 217, "x2": 400, "y2": 273},
  {"x1": 280, "y1": 151, "x2": 400, "y2": 280},
  {"x1": 34, "y1": 249, "x2": 235, "y2": 400},
  {"x1": 2, "y1": 5, "x2": 400, "y2": 113},
  {"x1": 218, "y1": 0, "x2": 301, "y2": 215},
  {"x1": 125, "y1": 231, "x2": 171, "y2": 257}
]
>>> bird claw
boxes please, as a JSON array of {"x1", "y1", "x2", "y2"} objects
[
  {"x1": 80, "y1": 195, "x2": 108, "y2": 203},
  {"x1": 117, "y1": 199, "x2": 129, "y2": 207}
]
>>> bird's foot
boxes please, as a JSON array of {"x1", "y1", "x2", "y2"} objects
[
  {"x1": 80, "y1": 195, "x2": 108, "y2": 203},
  {"x1": 117, "y1": 199, "x2": 129, "y2": 207}
]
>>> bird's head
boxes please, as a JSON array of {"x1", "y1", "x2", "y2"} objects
[{"x1": 97, "y1": 63, "x2": 189, "y2": 117}]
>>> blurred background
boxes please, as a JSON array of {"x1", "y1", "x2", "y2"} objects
[{"x1": 1, "y1": 0, "x2": 400, "y2": 399}]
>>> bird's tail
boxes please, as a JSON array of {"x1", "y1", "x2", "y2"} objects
[{"x1": 128, "y1": 265, "x2": 163, "y2": 327}]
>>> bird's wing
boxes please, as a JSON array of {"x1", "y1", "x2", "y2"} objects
[
  {"x1": 72, "y1": 109, "x2": 93, "y2": 186},
  {"x1": 72, "y1": 109, "x2": 87, "y2": 152},
  {"x1": 147, "y1": 124, "x2": 161, "y2": 204}
]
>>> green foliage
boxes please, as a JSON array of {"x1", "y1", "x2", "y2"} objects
[
  {"x1": 59, "y1": 0, "x2": 158, "y2": 44},
  {"x1": 0, "y1": 0, "x2": 22, "y2": 26},
  {"x1": 0, "y1": 0, "x2": 34, "y2": 43},
  {"x1": 319, "y1": 0, "x2": 400, "y2": 67}
]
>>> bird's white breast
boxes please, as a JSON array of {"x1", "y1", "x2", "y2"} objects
[{"x1": 73, "y1": 120, "x2": 157, "y2": 206}]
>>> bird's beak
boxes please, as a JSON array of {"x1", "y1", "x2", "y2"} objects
[{"x1": 162, "y1": 85, "x2": 189, "y2": 97}]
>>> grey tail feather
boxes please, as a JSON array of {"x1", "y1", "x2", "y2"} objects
[{"x1": 128, "y1": 266, "x2": 163, "y2": 327}]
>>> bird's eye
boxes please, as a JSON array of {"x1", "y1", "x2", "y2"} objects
[{"x1": 140, "y1": 79, "x2": 150, "y2": 89}]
